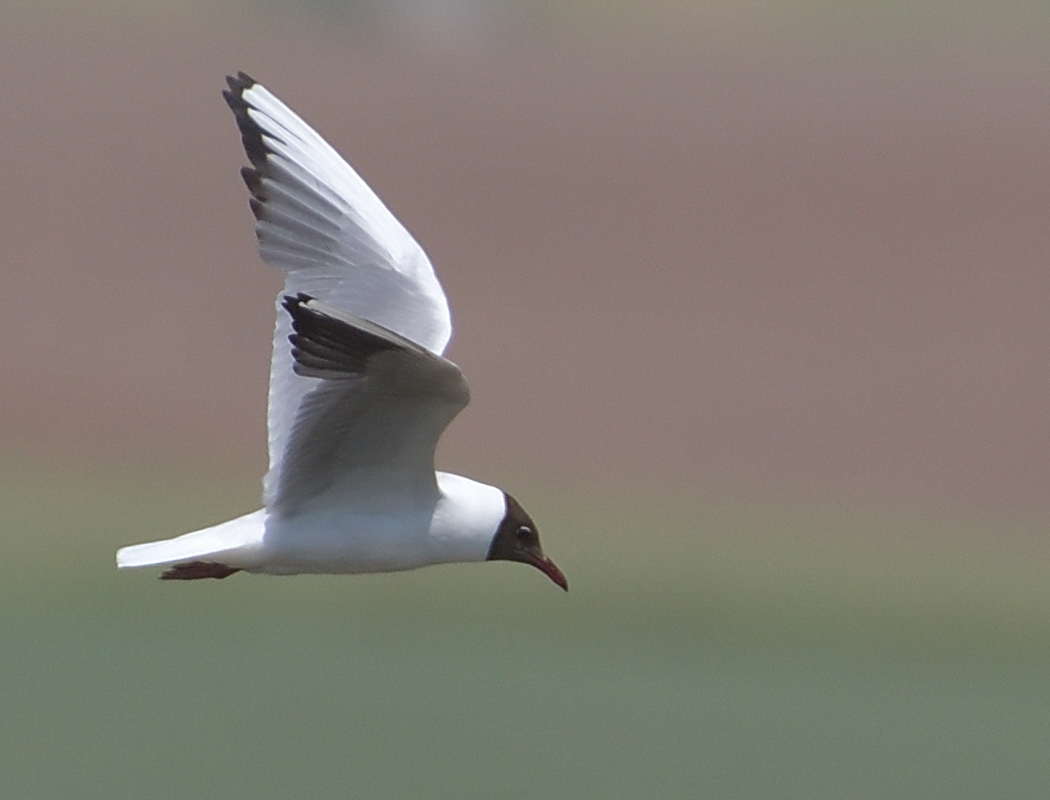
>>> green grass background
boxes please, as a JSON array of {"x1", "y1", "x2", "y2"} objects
[{"x1": 3, "y1": 466, "x2": 1050, "y2": 798}]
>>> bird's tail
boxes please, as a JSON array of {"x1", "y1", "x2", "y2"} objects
[{"x1": 116, "y1": 509, "x2": 266, "y2": 573}]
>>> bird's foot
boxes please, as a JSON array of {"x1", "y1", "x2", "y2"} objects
[{"x1": 160, "y1": 561, "x2": 242, "y2": 580}]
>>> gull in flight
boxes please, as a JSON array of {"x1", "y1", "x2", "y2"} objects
[{"x1": 116, "y1": 73, "x2": 567, "y2": 591}]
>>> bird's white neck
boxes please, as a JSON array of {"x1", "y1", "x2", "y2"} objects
[{"x1": 427, "y1": 472, "x2": 505, "y2": 564}]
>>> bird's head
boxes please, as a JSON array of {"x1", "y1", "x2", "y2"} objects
[{"x1": 486, "y1": 493, "x2": 567, "y2": 591}]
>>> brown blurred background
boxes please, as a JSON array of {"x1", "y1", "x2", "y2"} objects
[{"x1": 1, "y1": 4, "x2": 1049, "y2": 515}]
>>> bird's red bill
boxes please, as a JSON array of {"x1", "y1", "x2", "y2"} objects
[{"x1": 535, "y1": 555, "x2": 568, "y2": 591}]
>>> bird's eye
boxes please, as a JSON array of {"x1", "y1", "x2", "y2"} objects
[{"x1": 516, "y1": 526, "x2": 535, "y2": 544}]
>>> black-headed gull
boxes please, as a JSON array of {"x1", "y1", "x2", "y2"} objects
[{"x1": 116, "y1": 73, "x2": 567, "y2": 591}]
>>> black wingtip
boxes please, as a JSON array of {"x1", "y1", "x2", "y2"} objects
[
  {"x1": 281, "y1": 293, "x2": 405, "y2": 379},
  {"x1": 239, "y1": 165, "x2": 263, "y2": 193},
  {"x1": 282, "y1": 292, "x2": 315, "y2": 317},
  {"x1": 225, "y1": 71, "x2": 256, "y2": 93},
  {"x1": 223, "y1": 71, "x2": 272, "y2": 171},
  {"x1": 222, "y1": 71, "x2": 256, "y2": 112}
]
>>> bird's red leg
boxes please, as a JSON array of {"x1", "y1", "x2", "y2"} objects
[{"x1": 160, "y1": 561, "x2": 242, "y2": 580}]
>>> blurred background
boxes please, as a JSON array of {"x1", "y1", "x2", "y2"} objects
[{"x1": 2, "y1": 1, "x2": 1050, "y2": 797}]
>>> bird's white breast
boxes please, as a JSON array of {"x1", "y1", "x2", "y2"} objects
[{"x1": 253, "y1": 472, "x2": 504, "y2": 575}]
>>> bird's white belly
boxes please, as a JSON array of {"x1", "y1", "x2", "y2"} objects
[{"x1": 256, "y1": 505, "x2": 435, "y2": 575}]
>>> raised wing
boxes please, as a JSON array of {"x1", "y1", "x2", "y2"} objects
[
  {"x1": 223, "y1": 72, "x2": 453, "y2": 505},
  {"x1": 271, "y1": 294, "x2": 468, "y2": 514}
]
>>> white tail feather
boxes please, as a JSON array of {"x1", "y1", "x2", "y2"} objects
[{"x1": 116, "y1": 510, "x2": 267, "y2": 569}]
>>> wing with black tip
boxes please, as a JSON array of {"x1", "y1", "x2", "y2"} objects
[{"x1": 223, "y1": 73, "x2": 454, "y2": 505}]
